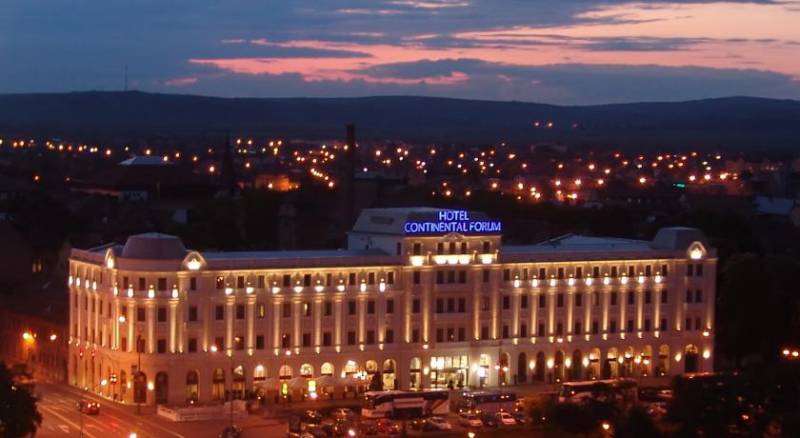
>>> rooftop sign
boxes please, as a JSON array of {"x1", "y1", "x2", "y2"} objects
[{"x1": 403, "y1": 210, "x2": 502, "y2": 235}]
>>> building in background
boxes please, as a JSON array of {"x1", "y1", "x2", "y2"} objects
[{"x1": 67, "y1": 207, "x2": 715, "y2": 406}]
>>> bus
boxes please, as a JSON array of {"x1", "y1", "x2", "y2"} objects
[
  {"x1": 362, "y1": 390, "x2": 449, "y2": 419},
  {"x1": 455, "y1": 391, "x2": 519, "y2": 414},
  {"x1": 558, "y1": 379, "x2": 638, "y2": 407}
]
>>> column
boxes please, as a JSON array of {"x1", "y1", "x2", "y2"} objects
[
  {"x1": 273, "y1": 299, "x2": 281, "y2": 350},
  {"x1": 169, "y1": 300, "x2": 178, "y2": 353},
  {"x1": 246, "y1": 296, "x2": 256, "y2": 351},
  {"x1": 226, "y1": 298, "x2": 234, "y2": 351},
  {"x1": 146, "y1": 302, "x2": 155, "y2": 353},
  {"x1": 127, "y1": 301, "x2": 135, "y2": 352}
]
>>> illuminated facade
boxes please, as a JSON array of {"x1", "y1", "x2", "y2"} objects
[{"x1": 68, "y1": 207, "x2": 715, "y2": 406}]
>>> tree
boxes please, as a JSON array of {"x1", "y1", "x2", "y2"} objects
[
  {"x1": 369, "y1": 371, "x2": 383, "y2": 391},
  {"x1": 614, "y1": 406, "x2": 663, "y2": 438},
  {"x1": 0, "y1": 362, "x2": 42, "y2": 437}
]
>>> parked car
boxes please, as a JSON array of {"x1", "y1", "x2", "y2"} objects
[
  {"x1": 302, "y1": 410, "x2": 325, "y2": 424},
  {"x1": 481, "y1": 413, "x2": 499, "y2": 428},
  {"x1": 303, "y1": 424, "x2": 330, "y2": 438},
  {"x1": 376, "y1": 419, "x2": 401, "y2": 435},
  {"x1": 425, "y1": 416, "x2": 452, "y2": 431},
  {"x1": 360, "y1": 420, "x2": 378, "y2": 435},
  {"x1": 458, "y1": 412, "x2": 484, "y2": 428},
  {"x1": 76, "y1": 400, "x2": 100, "y2": 415},
  {"x1": 512, "y1": 411, "x2": 529, "y2": 425},
  {"x1": 218, "y1": 425, "x2": 242, "y2": 438},
  {"x1": 330, "y1": 408, "x2": 357, "y2": 420},
  {"x1": 496, "y1": 412, "x2": 517, "y2": 426}
]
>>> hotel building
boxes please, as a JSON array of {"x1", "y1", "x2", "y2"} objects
[{"x1": 68, "y1": 207, "x2": 715, "y2": 406}]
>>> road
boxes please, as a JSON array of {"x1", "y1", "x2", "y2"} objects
[{"x1": 35, "y1": 382, "x2": 286, "y2": 438}]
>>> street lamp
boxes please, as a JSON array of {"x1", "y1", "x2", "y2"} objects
[{"x1": 210, "y1": 344, "x2": 236, "y2": 430}]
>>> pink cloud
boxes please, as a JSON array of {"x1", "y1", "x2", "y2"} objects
[{"x1": 164, "y1": 76, "x2": 199, "y2": 87}]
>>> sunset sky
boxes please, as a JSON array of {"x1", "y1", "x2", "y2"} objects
[{"x1": 2, "y1": 0, "x2": 800, "y2": 104}]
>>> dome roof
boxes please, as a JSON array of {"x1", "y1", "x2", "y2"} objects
[{"x1": 121, "y1": 233, "x2": 187, "y2": 260}]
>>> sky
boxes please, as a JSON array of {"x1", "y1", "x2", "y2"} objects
[{"x1": 1, "y1": 0, "x2": 800, "y2": 104}]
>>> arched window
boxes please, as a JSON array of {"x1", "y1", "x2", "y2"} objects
[
  {"x1": 300, "y1": 363, "x2": 314, "y2": 378},
  {"x1": 343, "y1": 360, "x2": 359, "y2": 375},
  {"x1": 365, "y1": 360, "x2": 378, "y2": 374},
  {"x1": 254, "y1": 365, "x2": 266, "y2": 381},
  {"x1": 321, "y1": 362, "x2": 334, "y2": 376},
  {"x1": 212, "y1": 368, "x2": 225, "y2": 400},
  {"x1": 186, "y1": 370, "x2": 199, "y2": 403},
  {"x1": 279, "y1": 365, "x2": 293, "y2": 379}
]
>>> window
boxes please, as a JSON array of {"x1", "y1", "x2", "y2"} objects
[
  {"x1": 661, "y1": 290, "x2": 668, "y2": 304},
  {"x1": 503, "y1": 269, "x2": 510, "y2": 281},
  {"x1": 611, "y1": 291, "x2": 618, "y2": 306},
  {"x1": 458, "y1": 327, "x2": 466, "y2": 341},
  {"x1": 696, "y1": 264, "x2": 703, "y2": 276},
  {"x1": 482, "y1": 270, "x2": 490, "y2": 283},
  {"x1": 645, "y1": 290, "x2": 652, "y2": 304},
  {"x1": 458, "y1": 270, "x2": 466, "y2": 283},
  {"x1": 538, "y1": 322, "x2": 545, "y2": 337},
  {"x1": 483, "y1": 241, "x2": 490, "y2": 253},
  {"x1": 121, "y1": 337, "x2": 128, "y2": 351},
  {"x1": 190, "y1": 277, "x2": 197, "y2": 291},
  {"x1": 237, "y1": 276, "x2": 245, "y2": 289},
  {"x1": 348, "y1": 300, "x2": 357, "y2": 315},
  {"x1": 303, "y1": 274, "x2": 311, "y2": 286},
  {"x1": 257, "y1": 303, "x2": 266, "y2": 318},
  {"x1": 324, "y1": 301, "x2": 333, "y2": 316},
  {"x1": 447, "y1": 298, "x2": 455, "y2": 313},
  {"x1": 502, "y1": 325, "x2": 509, "y2": 339},
  {"x1": 283, "y1": 274, "x2": 291, "y2": 287},
  {"x1": 188, "y1": 338, "x2": 197, "y2": 353},
  {"x1": 236, "y1": 304, "x2": 245, "y2": 319},
  {"x1": 303, "y1": 333, "x2": 311, "y2": 347},
  {"x1": 539, "y1": 295, "x2": 546, "y2": 308},
  {"x1": 695, "y1": 290, "x2": 703, "y2": 303},
  {"x1": 576, "y1": 267, "x2": 583, "y2": 279},
  {"x1": 282, "y1": 302, "x2": 292, "y2": 318},
  {"x1": 627, "y1": 291, "x2": 635, "y2": 305},
  {"x1": 644, "y1": 319, "x2": 651, "y2": 332},
  {"x1": 520, "y1": 324, "x2": 528, "y2": 337},
  {"x1": 323, "y1": 332, "x2": 332, "y2": 347},
  {"x1": 593, "y1": 266, "x2": 600, "y2": 278},
  {"x1": 660, "y1": 318, "x2": 668, "y2": 331},
  {"x1": 687, "y1": 264, "x2": 694, "y2": 276},
  {"x1": 521, "y1": 295, "x2": 528, "y2": 309},
  {"x1": 574, "y1": 322, "x2": 582, "y2": 335},
  {"x1": 593, "y1": 291, "x2": 600, "y2": 306},
  {"x1": 388, "y1": 272, "x2": 395, "y2": 284},
  {"x1": 695, "y1": 317, "x2": 702, "y2": 330},
  {"x1": 575, "y1": 294, "x2": 582, "y2": 307},
  {"x1": 234, "y1": 335, "x2": 244, "y2": 350},
  {"x1": 347, "y1": 331, "x2": 356, "y2": 345},
  {"x1": 188, "y1": 306, "x2": 198, "y2": 322},
  {"x1": 138, "y1": 277, "x2": 146, "y2": 291},
  {"x1": 367, "y1": 300, "x2": 375, "y2": 314},
  {"x1": 628, "y1": 266, "x2": 635, "y2": 277},
  {"x1": 137, "y1": 307, "x2": 146, "y2": 322},
  {"x1": 368, "y1": 272, "x2": 375, "y2": 285},
  {"x1": 460, "y1": 242, "x2": 467, "y2": 254},
  {"x1": 256, "y1": 335, "x2": 265, "y2": 349},
  {"x1": 609, "y1": 320, "x2": 617, "y2": 333},
  {"x1": 386, "y1": 299, "x2": 394, "y2": 314},
  {"x1": 413, "y1": 271, "x2": 421, "y2": 284},
  {"x1": 645, "y1": 265, "x2": 652, "y2": 277},
  {"x1": 436, "y1": 329, "x2": 444, "y2": 342},
  {"x1": 215, "y1": 276, "x2": 224, "y2": 289},
  {"x1": 436, "y1": 298, "x2": 444, "y2": 314},
  {"x1": 458, "y1": 298, "x2": 466, "y2": 313},
  {"x1": 157, "y1": 339, "x2": 166, "y2": 353},
  {"x1": 281, "y1": 334, "x2": 291, "y2": 349},
  {"x1": 349, "y1": 273, "x2": 356, "y2": 285},
  {"x1": 592, "y1": 320, "x2": 599, "y2": 334},
  {"x1": 557, "y1": 293, "x2": 564, "y2": 307},
  {"x1": 481, "y1": 326, "x2": 489, "y2": 340},
  {"x1": 556, "y1": 322, "x2": 563, "y2": 336},
  {"x1": 538, "y1": 268, "x2": 546, "y2": 280},
  {"x1": 627, "y1": 319, "x2": 634, "y2": 332},
  {"x1": 686, "y1": 290, "x2": 693, "y2": 303},
  {"x1": 437, "y1": 242, "x2": 444, "y2": 254},
  {"x1": 258, "y1": 275, "x2": 265, "y2": 288},
  {"x1": 502, "y1": 295, "x2": 510, "y2": 310},
  {"x1": 412, "y1": 329, "x2": 420, "y2": 343},
  {"x1": 412, "y1": 298, "x2": 421, "y2": 313},
  {"x1": 215, "y1": 336, "x2": 224, "y2": 350},
  {"x1": 366, "y1": 330, "x2": 375, "y2": 344},
  {"x1": 557, "y1": 267, "x2": 564, "y2": 279},
  {"x1": 413, "y1": 243, "x2": 422, "y2": 255},
  {"x1": 157, "y1": 306, "x2": 167, "y2": 322},
  {"x1": 611, "y1": 266, "x2": 618, "y2": 277},
  {"x1": 685, "y1": 318, "x2": 692, "y2": 331},
  {"x1": 436, "y1": 271, "x2": 444, "y2": 284},
  {"x1": 215, "y1": 305, "x2": 224, "y2": 320}
]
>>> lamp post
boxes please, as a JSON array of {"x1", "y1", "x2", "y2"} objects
[{"x1": 211, "y1": 345, "x2": 236, "y2": 430}]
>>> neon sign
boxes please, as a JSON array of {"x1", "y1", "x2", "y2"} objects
[{"x1": 403, "y1": 210, "x2": 502, "y2": 235}]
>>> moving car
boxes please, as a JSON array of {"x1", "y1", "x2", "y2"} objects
[
  {"x1": 76, "y1": 400, "x2": 100, "y2": 415},
  {"x1": 458, "y1": 412, "x2": 484, "y2": 428},
  {"x1": 330, "y1": 408, "x2": 357, "y2": 420},
  {"x1": 376, "y1": 419, "x2": 401, "y2": 435},
  {"x1": 302, "y1": 410, "x2": 324, "y2": 424},
  {"x1": 425, "y1": 416, "x2": 452, "y2": 431},
  {"x1": 496, "y1": 411, "x2": 517, "y2": 426}
]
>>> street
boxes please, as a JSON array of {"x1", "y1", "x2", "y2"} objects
[{"x1": 35, "y1": 382, "x2": 286, "y2": 438}]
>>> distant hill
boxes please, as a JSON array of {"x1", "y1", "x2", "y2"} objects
[{"x1": 1, "y1": 91, "x2": 799, "y2": 150}]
